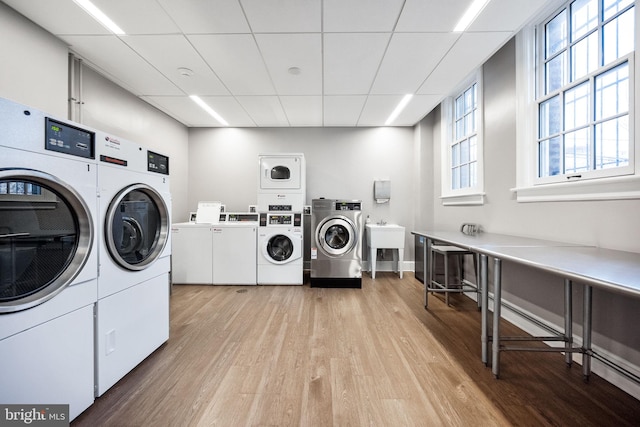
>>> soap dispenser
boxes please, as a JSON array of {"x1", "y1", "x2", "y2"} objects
[{"x1": 366, "y1": 215, "x2": 371, "y2": 224}]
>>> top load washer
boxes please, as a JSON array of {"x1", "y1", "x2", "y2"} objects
[
  {"x1": 257, "y1": 153, "x2": 306, "y2": 212},
  {"x1": 213, "y1": 212, "x2": 259, "y2": 285},
  {"x1": 95, "y1": 132, "x2": 171, "y2": 396},
  {"x1": 0, "y1": 97, "x2": 97, "y2": 419},
  {"x1": 310, "y1": 199, "x2": 363, "y2": 288}
]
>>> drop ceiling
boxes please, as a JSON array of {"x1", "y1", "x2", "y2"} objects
[{"x1": 2, "y1": 0, "x2": 554, "y2": 127}]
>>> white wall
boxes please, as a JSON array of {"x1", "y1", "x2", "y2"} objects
[
  {"x1": 0, "y1": 2, "x2": 68, "y2": 116},
  {"x1": 426, "y1": 37, "x2": 640, "y2": 396}
]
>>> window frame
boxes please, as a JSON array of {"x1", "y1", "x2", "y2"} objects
[
  {"x1": 440, "y1": 69, "x2": 485, "y2": 206},
  {"x1": 514, "y1": 0, "x2": 640, "y2": 202}
]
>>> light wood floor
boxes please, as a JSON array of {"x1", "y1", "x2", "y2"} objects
[{"x1": 73, "y1": 273, "x2": 640, "y2": 426}]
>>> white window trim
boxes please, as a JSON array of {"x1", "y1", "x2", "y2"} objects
[
  {"x1": 440, "y1": 68, "x2": 485, "y2": 206},
  {"x1": 513, "y1": 1, "x2": 640, "y2": 202}
]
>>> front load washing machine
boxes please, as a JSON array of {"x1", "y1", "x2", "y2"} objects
[
  {"x1": 310, "y1": 199, "x2": 363, "y2": 288},
  {"x1": 0, "y1": 97, "x2": 97, "y2": 420},
  {"x1": 257, "y1": 213, "x2": 303, "y2": 285},
  {"x1": 95, "y1": 132, "x2": 171, "y2": 396}
]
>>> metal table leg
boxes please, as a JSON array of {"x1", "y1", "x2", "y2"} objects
[
  {"x1": 424, "y1": 237, "x2": 432, "y2": 308},
  {"x1": 583, "y1": 284, "x2": 593, "y2": 381},
  {"x1": 480, "y1": 254, "x2": 489, "y2": 365},
  {"x1": 564, "y1": 279, "x2": 573, "y2": 366},
  {"x1": 492, "y1": 258, "x2": 502, "y2": 378}
]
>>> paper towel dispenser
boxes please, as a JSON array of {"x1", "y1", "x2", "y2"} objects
[{"x1": 374, "y1": 180, "x2": 390, "y2": 203}]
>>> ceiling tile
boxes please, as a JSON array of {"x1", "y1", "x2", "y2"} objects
[
  {"x1": 93, "y1": 0, "x2": 179, "y2": 34},
  {"x1": 395, "y1": 0, "x2": 471, "y2": 32},
  {"x1": 2, "y1": 0, "x2": 109, "y2": 35},
  {"x1": 469, "y1": 0, "x2": 552, "y2": 32},
  {"x1": 323, "y1": 33, "x2": 390, "y2": 95},
  {"x1": 417, "y1": 31, "x2": 513, "y2": 95},
  {"x1": 157, "y1": 0, "x2": 250, "y2": 33},
  {"x1": 255, "y1": 34, "x2": 322, "y2": 95},
  {"x1": 323, "y1": 0, "x2": 405, "y2": 32},
  {"x1": 188, "y1": 34, "x2": 275, "y2": 95},
  {"x1": 280, "y1": 96, "x2": 323, "y2": 126},
  {"x1": 371, "y1": 32, "x2": 461, "y2": 94},
  {"x1": 123, "y1": 35, "x2": 229, "y2": 95},
  {"x1": 323, "y1": 96, "x2": 367, "y2": 127},
  {"x1": 61, "y1": 35, "x2": 183, "y2": 96},
  {"x1": 235, "y1": 96, "x2": 289, "y2": 127},
  {"x1": 241, "y1": 0, "x2": 321, "y2": 33},
  {"x1": 392, "y1": 94, "x2": 443, "y2": 126},
  {"x1": 358, "y1": 95, "x2": 404, "y2": 126}
]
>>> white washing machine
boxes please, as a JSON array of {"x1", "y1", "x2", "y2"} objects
[
  {"x1": 0, "y1": 97, "x2": 97, "y2": 420},
  {"x1": 257, "y1": 212, "x2": 303, "y2": 285},
  {"x1": 171, "y1": 222, "x2": 214, "y2": 285},
  {"x1": 95, "y1": 132, "x2": 171, "y2": 396},
  {"x1": 213, "y1": 212, "x2": 258, "y2": 285},
  {"x1": 172, "y1": 212, "x2": 258, "y2": 285},
  {"x1": 257, "y1": 153, "x2": 306, "y2": 212}
]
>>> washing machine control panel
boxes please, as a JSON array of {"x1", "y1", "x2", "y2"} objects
[
  {"x1": 45, "y1": 118, "x2": 95, "y2": 159},
  {"x1": 260, "y1": 213, "x2": 302, "y2": 227},
  {"x1": 336, "y1": 201, "x2": 361, "y2": 211}
]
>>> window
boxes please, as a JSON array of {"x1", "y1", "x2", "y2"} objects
[
  {"x1": 441, "y1": 70, "x2": 485, "y2": 205},
  {"x1": 538, "y1": 0, "x2": 634, "y2": 182},
  {"x1": 514, "y1": 0, "x2": 639, "y2": 201}
]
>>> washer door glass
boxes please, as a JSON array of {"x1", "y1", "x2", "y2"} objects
[
  {"x1": 0, "y1": 170, "x2": 93, "y2": 313},
  {"x1": 266, "y1": 234, "x2": 293, "y2": 262},
  {"x1": 317, "y1": 217, "x2": 356, "y2": 257},
  {"x1": 106, "y1": 184, "x2": 169, "y2": 271}
]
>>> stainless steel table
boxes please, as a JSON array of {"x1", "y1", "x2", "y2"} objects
[{"x1": 412, "y1": 231, "x2": 640, "y2": 381}]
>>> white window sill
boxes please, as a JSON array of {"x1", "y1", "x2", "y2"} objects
[
  {"x1": 441, "y1": 192, "x2": 486, "y2": 206},
  {"x1": 511, "y1": 175, "x2": 640, "y2": 202}
]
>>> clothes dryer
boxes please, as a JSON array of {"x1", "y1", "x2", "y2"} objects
[
  {"x1": 257, "y1": 153, "x2": 306, "y2": 212},
  {"x1": 95, "y1": 132, "x2": 171, "y2": 396},
  {"x1": 257, "y1": 213, "x2": 303, "y2": 285},
  {"x1": 0, "y1": 98, "x2": 97, "y2": 420},
  {"x1": 310, "y1": 199, "x2": 363, "y2": 288}
]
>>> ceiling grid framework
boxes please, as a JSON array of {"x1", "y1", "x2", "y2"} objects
[{"x1": 2, "y1": 0, "x2": 555, "y2": 127}]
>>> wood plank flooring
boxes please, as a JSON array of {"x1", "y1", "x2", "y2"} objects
[{"x1": 73, "y1": 273, "x2": 640, "y2": 426}]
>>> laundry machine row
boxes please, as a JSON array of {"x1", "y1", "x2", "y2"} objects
[{"x1": 172, "y1": 212, "x2": 259, "y2": 285}]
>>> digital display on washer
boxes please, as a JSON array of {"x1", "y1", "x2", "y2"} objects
[
  {"x1": 335, "y1": 201, "x2": 361, "y2": 211},
  {"x1": 148, "y1": 150, "x2": 169, "y2": 175},
  {"x1": 45, "y1": 118, "x2": 95, "y2": 159},
  {"x1": 269, "y1": 215, "x2": 292, "y2": 225},
  {"x1": 228, "y1": 213, "x2": 259, "y2": 222}
]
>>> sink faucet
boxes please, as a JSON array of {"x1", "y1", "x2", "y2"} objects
[{"x1": 377, "y1": 220, "x2": 387, "y2": 225}]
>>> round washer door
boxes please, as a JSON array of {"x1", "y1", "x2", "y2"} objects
[
  {"x1": 317, "y1": 216, "x2": 357, "y2": 257},
  {"x1": 262, "y1": 232, "x2": 301, "y2": 265},
  {"x1": 105, "y1": 183, "x2": 169, "y2": 271},
  {"x1": 0, "y1": 169, "x2": 93, "y2": 313}
]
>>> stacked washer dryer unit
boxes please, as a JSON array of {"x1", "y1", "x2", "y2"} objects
[
  {"x1": 256, "y1": 154, "x2": 305, "y2": 285},
  {"x1": 95, "y1": 132, "x2": 171, "y2": 396},
  {"x1": 310, "y1": 199, "x2": 363, "y2": 288},
  {"x1": 0, "y1": 98, "x2": 97, "y2": 419}
]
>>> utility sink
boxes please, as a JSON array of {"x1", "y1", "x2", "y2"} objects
[
  {"x1": 366, "y1": 223, "x2": 405, "y2": 248},
  {"x1": 366, "y1": 224, "x2": 405, "y2": 279}
]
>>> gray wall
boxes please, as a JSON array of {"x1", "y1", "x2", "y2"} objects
[{"x1": 426, "y1": 38, "x2": 640, "y2": 395}]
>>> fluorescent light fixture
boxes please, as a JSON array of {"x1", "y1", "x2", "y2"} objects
[
  {"x1": 73, "y1": 0, "x2": 125, "y2": 35},
  {"x1": 385, "y1": 94, "x2": 413, "y2": 126},
  {"x1": 190, "y1": 95, "x2": 229, "y2": 126},
  {"x1": 454, "y1": 0, "x2": 490, "y2": 32}
]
